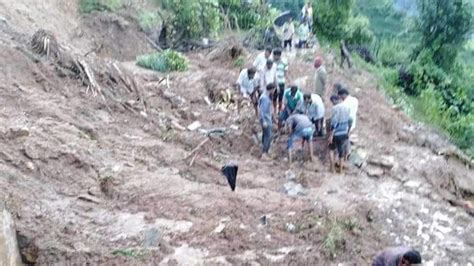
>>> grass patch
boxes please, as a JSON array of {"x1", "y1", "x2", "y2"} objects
[
  {"x1": 233, "y1": 56, "x2": 245, "y2": 68},
  {"x1": 138, "y1": 10, "x2": 161, "y2": 32},
  {"x1": 321, "y1": 217, "x2": 359, "y2": 259},
  {"x1": 79, "y1": 0, "x2": 122, "y2": 14},
  {"x1": 136, "y1": 50, "x2": 188, "y2": 72},
  {"x1": 112, "y1": 248, "x2": 148, "y2": 258}
]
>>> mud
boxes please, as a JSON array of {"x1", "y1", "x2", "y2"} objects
[{"x1": 0, "y1": 1, "x2": 473, "y2": 265}]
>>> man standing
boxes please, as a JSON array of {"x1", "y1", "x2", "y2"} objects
[
  {"x1": 236, "y1": 67, "x2": 259, "y2": 115},
  {"x1": 302, "y1": 93, "x2": 325, "y2": 137},
  {"x1": 338, "y1": 87, "x2": 358, "y2": 158},
  {"x1": 286, "y1": 114, "x2": 314, "y2": 166},
  {"x1": 279, "y1": 86, "x2": 303, "y2": 131},
  {"x1": 328, "y1": 95, "x2": 352, "y2": 173},
  {"x1": 338, "y1": 88, "x2": 359, "y2": 131},
  {"x1": 253, "y1": 47, "x2": 273, "y2": 71},
  {"x1": 283, "y1": 17, "x2": 295, "y2": 51},
  {"x1": 259, "y1": 83, "x2": 276, "y2": 161},
  {"x1": 259, "y1": 59, "x2": 277, "y2": 95},
  {"x1": 340, "y1": 40, "x2": 352, "y2": 68},
  {"x1": 313, "y1": 56, "x2": 327, "y2": 99},
  {"x1": 372, "y1": 246, "x2": 422, "y2": 266},
  {"x1": 298, "y1": 22, "x2": 310, "y2": 49},
  {"x1": 273, "y1": 49, "x2": 288, "y2": 113}
]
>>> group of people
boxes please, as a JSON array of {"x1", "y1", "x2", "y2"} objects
[
  {"x1": 236, "y1": 46, "x2": 358, "y2": 173},
  {"x1": 282, "y1": 5, "x2": 313, "y2": 51}
]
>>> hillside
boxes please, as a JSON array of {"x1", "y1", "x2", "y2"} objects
[{"x1": 0, "y1": 1, "x2": 473, "y2": 265}]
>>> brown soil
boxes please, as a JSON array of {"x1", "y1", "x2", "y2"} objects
[{"x1": 0, "y1": 1, "x2": 473, "y2": 265}]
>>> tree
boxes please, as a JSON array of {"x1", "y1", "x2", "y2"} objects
[
  {"x1": 413, "y1": 0, "x2": 472, "y2": 71},
  {"x1": 312, "y1": 0, "x2": 354, "y2": 42}
]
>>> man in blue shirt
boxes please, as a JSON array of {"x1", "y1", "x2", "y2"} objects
[
  {"x1": 286, "y1": 113, "x2": 314, "y2": 166},
  {"x1": 259, "y1": 83, "x2": 276, "y2": 160},
  {"x1": 328, "y1": 95, "x2": 352, "y2": 173}
]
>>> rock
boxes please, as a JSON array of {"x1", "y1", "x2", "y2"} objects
[
  {"x1": 16, "y1": 232, "x2": 38, "y2": 265},
  {"x1": 187, "y1": 121, "x2": 202, "y2": 131},
  {"x1": 349, "y1": 150, "x2": 365, "y2": 168},
  {"x1": 8, "y1": 126, "x2": 30, "y2": 139},
  {"x1": 259, "y1": 215, "x2": 268, "y2": 226},
  {"x1": 212, "y1": 223, "x2": 226, "y2": 234},
  {"x1": 283, "y1": 182, "x2": 307, "y2": 197},
  {"x1": 0, "y1": 208, "x2": 22, "y2": 266},
  {"x1": 365, "y1": 165, "x2": 384, "y2": 178},
  {"x1": 404, "y1": 180, "x2": 422, "y2": 189},
  {"x1": 77, "y1": 194, "x2": 102, "y2": 204},
  {"x1": 285, "y1": 223, "x2": 296, "y2": 233},
  {"x1": 178, "y1": 108, "x2": 190, "y2": 120},
  {"x1": 368, "y1": 155, "x2": 396, "y2": 169},
  {"x1": 143, "y1": 228, "x2": 161, "y2": 247},
  {"x1": 285, "y1": 170, "x2": 296, "y2": 180},
  {"x1": 25, "y1": 161, "x2": 35, "y2": 171},
  {"x1": 229, "y1": 125, "x2": 239, "y2": 131}
]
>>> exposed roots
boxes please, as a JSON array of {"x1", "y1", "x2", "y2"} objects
[{"x1": 31, "y1": 29, "x2": 61, "y2": 60}]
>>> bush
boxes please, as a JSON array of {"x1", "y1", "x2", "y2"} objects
[
  {"x1": 313, "y1": 0, "x2": 353, "y2": 42},
  {"x1": 161, "y1": 0, "x2": 221, "y2": 40},
  {"x1": 136, "y1": 50, "x2": 188, "y2": 72},
  {"x1": 138, "y1": 11, "x2": 161, "y2": 32},
  {"x1": 344, "y1": 15, "x2": 374, "y2": 44},
  {"x1": 377, "y1": 39, "x2": 408, "y2": 67},
  {"x1": 79, "y1": 0, "x2": 122, "y2": 13}
]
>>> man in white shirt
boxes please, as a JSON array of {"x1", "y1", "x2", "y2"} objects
[
  {"x1": 236, "y1": 67, "x2": 259, "y2": 115},
  {"x1": 253, "y1": 47, "x2": 273, "y2": 71},
  {"x1": 259, "y1": 59, "x2": 277, "y2": 94},
  {"x1": 337, "y1": 87, "x2": 359, "y2": 159},
  {"x1": 338, "y1": 88, "x2": 358, "y2": 131}
]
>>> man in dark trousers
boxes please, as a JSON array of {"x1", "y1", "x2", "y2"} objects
[
  {"x1": 372, "y1": 246, "x2": 422, "y2": 266},
  {"x1": 340, "y1": 40, "x2": 352, "y2": 69},
  {"x1": 259, "y1": 83, "x2": 276, "y2": 161}
]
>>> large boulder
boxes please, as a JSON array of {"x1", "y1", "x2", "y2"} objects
[{"x1": 0, "y1": 208, "x2": 22, "y2": 266}]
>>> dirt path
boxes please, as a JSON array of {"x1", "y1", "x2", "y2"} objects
[{"x1": 0, "y1": 1, "x2": 473, "y2": 265}]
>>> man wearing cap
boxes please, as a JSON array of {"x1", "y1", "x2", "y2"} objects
[
  {"x1": 372, "y1": 246, "x2": 422, "y2": 266},
  {"x1": 313, "y1": 56, "x2": 327, "y2": 99},
  {"x1": 236, "y1": 67, "x2": 260, "y2": 115},
  {"x1": 285, "y1": 113, "x2": 314, "y2": 166},
  {"x1": 279, "y1": 86, "x2": 303, "y2": 131}
]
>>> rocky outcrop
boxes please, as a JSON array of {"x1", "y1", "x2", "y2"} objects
[{"x1": 0, "y1": 208, "x2": 22, "y2": 266}]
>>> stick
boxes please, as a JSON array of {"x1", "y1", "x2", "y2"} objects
[
  {"x1": 145, "y1": 35, "x2": 163, "y2": 52},
  {"x1": 189, "y1": 151, "x2": 199, "y2": 167},
  {"x1": 185, "y1": 138, "x2": 210, "y2": 159}
]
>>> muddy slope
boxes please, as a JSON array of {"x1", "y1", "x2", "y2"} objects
[{"x1": 0, "y1": 1, "x2": 473, "y2": 265}]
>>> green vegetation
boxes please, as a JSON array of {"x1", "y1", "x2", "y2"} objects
[
  {"x1": 312, "y1": 0, "x2": 354, "y2": 43},
  {"x1": 112, "y1": 248, "x2": 148, "y2": 258},
  {"x1": 138, "y1": 11, "x2": 161, "y2": 32},
  {"x1": 136, "y1": 50, "x2": 188, "y2": 72},
  {"x1": 160, "y1": 0, "x2": 221, "y2": 40},
  {"x1": 79, "y1": 0, "x2": 122, "y2": 14},
  {"x1": 322, "y1": 217, "x2": 359, "y2": 259},
  {"x1": 347, "y1": 0, "x2": 474, "y2": 158},
  {"x1": 233, "y1": 56, "x2": 245, "y2": 68}
]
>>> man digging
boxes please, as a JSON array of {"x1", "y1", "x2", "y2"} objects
[{"x1": 285, "y1": 113, "x2": 314, "y2": 167}]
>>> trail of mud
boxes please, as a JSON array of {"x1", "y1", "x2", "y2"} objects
[{"x1": 0, "y1": 1, "x2": 473, "y2": 265}]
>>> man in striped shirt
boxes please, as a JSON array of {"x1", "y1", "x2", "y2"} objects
[{"x1": 328, "y1": 95, "x2": 352, "y2": 173}]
